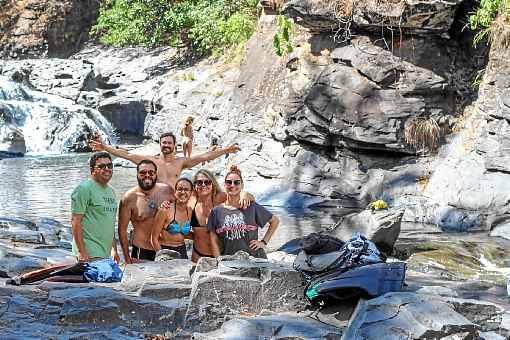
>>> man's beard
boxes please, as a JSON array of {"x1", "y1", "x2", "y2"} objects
[
  {"x1": 161, "y1": 146, "x2": 174, "y2": 154},
  {"x1": 137, "y1": 177, "x2": 156, "y2": 191}
]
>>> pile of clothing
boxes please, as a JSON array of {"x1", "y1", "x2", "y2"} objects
[{"x1": 280, "y1": 232, "x2": 406, "y2": 305}]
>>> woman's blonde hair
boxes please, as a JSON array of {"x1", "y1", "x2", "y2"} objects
[{"x1": 193, "y1": 169, "x2": 222, "y2": 202}]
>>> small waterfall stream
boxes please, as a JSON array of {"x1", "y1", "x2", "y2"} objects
[{"x1": 0, "y1": 76, "x2": 115, "y2": 155}]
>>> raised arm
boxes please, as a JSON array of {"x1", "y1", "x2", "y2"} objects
[
  {"x1": 182, "y1": 144, "x2": 241, "y2": 169},
  {"x1": 151, "y1": 208, "x2": 170, "y2": 252},
  {"x1": 118, "y1": 197, "x2": 133, "y2": 264},
  {"x1": 89, "y1": 135, "x2": 149, "y2": 165}
]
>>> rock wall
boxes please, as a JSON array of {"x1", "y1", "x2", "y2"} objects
[{"x1": 0, "y1": 0, "x2": 99, "y2": 59}]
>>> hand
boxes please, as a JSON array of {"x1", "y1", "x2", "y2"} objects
[
  {"x1": 160, "y1": 200, "x2": 172, "y2": 210},
  {"x1": 112, "y1": 252, "x2": 120, "y2": 264},
  {"x1": 124, "y1": 256, "x2": 133, "y2": 264},
  {"x1": 77, "y1": 252, "x2": 90, "y2": 262},
  {"x1": 89, "y1": 134, "x2": 106, "y2": 151},
  {"x1": 224, "y1": 144, "x2": 240, "y2": 154},
  {"x1": 249, "y1": 239, "x2": 266, "y2": 251},
  {"x1": 130, "y1": 257, "x2": 144, "y2": 264},
  {"x1": 239, "y1": 191, "x2": 253, "y2": 209}
]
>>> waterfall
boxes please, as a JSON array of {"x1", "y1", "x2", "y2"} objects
[{"x1": 0, "y1": 77, "x2": 115, "y2": 155}]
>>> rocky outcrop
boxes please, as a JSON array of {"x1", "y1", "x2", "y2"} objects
[
  {"x1": 0, "y1": 0, "x2": 99, "y2": 59},
  {"x1": 283, "y1": 0, "x2": 464, "y2": 34},
  {"x1": 344, "y1": 292, "x2": 479, "y2": 339}
]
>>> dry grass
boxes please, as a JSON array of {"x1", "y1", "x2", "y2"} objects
[
  {"x1": 490, "y1": 12, "x2": 510, "y2": 49},
  {"x1": 404, "y1": 117, "x2": 441, "y2": 153}
]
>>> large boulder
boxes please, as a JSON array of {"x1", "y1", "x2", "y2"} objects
[
  {"x1": 184, "y1": 252, "x2": 307, "y2": 333},
  {"x1": 283, "y1": 0, "x2": 464, "y2": 34},
  {"x1": 343, "y1": 292, "x2": 479, "y2": 339},
  {"x1": 329, "y1": 207, "x2": 404, "y2": 255}
]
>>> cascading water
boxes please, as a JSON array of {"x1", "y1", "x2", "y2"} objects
[{"x1": 0, "y1": 76, "x2": 115, "y2": 155}]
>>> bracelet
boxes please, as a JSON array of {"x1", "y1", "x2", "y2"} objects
[{"x1": 260, "y1": 239, "x2": 267, "y2": 245}]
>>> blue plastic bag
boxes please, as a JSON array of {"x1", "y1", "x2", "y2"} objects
[{"x1": 84, "y1": 258, "x2": 123, "y2": 283}]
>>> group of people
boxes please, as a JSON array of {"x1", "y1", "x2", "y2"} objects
[{"x1": 70, "y1": 131, "x2": 280, "y2": 265}]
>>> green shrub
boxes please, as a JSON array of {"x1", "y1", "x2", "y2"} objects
[
  {"x1": 273, "y1": 15, "x2": 293, "y2": 56},
  {"x1": 469, "y1": 0, "x2": 509, "y2": 45},
  {"x1": 92, "y1": 0, "x2": 258, "y2": 56}
]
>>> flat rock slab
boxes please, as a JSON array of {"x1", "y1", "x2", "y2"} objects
[
  {"x1": 185, "y1": 256, "x2": 307, "y2": 333},
  {"x1": 193, "y1": 313, "x2": 343, "y2": 340},
  {"x1": 344, "y1": 292, "x2": 479, "y2": 339}
]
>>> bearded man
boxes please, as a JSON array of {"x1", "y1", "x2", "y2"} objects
[{"x1": 118, "y1": 159, "x2": 174, "y2": 263}]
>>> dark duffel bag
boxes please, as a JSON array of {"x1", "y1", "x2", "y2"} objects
[{"x1": 305, "y1": 261, "x2": 406, "y2": 304}]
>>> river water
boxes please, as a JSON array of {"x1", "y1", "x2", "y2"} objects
[{"x1": 0, "y1": 153, "x2": 349, "y2": 250}]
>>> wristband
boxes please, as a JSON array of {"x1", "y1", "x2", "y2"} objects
[{"x1": 261, "y1": 239, "x2": 267, "y2": 245}]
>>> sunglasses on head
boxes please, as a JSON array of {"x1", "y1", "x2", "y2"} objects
[
  {"x1": 138, "y1": 170, "x2": 156, "y2": 176},
  {"x1": 225, "y1": 179, "x2": 242, "y2": 186},
  {"x1": 96, "y1": 163, "x2": 114, "y2": 170},
  {"x1": 194, "y1": 179, "x2": 212, "y2": 186}
]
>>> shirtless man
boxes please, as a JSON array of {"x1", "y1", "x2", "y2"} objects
[
  {"x1": 118, "y1": 159, "x2": 174, "y2": 263},
  {"x1": 90, "y1": 132, "x2": 240, "y2": 188}
]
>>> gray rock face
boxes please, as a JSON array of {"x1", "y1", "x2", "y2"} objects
[
  {"x1": 184, "y1": 253, "x2": 307, "y2": 333},
  {"x1": 285, "y1": 35, "x2": 454, "y2": 153},
  {"x1": 283, "y1": 0, "x2": 464, "y2": 34},
  {"x1": 344, "y1": 292, "x2": 479, "y2": 339},
  {"x1": 193, "y1": 314, "x2": 343, "y2": 340}
]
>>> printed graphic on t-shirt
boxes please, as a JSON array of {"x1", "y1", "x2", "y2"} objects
[{"x1": 216, "y1": 213, "x2": 258, "y2": 241}]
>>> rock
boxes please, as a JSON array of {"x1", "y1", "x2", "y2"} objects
[
  {"x1": 184, "y1": 253, "x2": 307, "y2": 333},
  {"x1": 442, "y1": 297, "x2": 506, "y2": 333},
  {"x1": 343, "y1": 292, "x2": 479, "y2": 339},
  {"x1": 98, "y1": 96, "x2": 148, "y2": 135},
  {"x1": 155, "y1": 249, "x2": 184, "y2": 261},
  {"x1": 193, "y1": 313, "x2": 343, "y2": 339},
  {"x1": 415, "y1": 286, "x2": 459, "y2": 298},
  {"x1": 283, "y1": 0, "x2": 464, "y2": 34},
  {"x1": 329, "y1": 207, "x2": 404, "y2": 255},
  {"x1": 0, "y1": 0, "x2": 99, "y2": 59}
]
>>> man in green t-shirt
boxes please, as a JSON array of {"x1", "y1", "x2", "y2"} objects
[{"x1": 71, "y1": 152, "x2": 119, "y2": 262}]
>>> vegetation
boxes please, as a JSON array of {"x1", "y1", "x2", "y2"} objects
[
  {"x1": 273, "y1": 15, "x2": 294, "y2": 56},
  {"x1": 469, "y1": 0, "x2": 510, "y2": 46},
  {"x1": 92, "y1": 0, "x2": 258, "y2": 57},
  {"x1": 404, "y1": 117, "x2": 441, "y2": 154}
]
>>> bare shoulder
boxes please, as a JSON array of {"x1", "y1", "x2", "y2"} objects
[{"x1": 121, "y1": 186, "x2": 138, "y2": 203}]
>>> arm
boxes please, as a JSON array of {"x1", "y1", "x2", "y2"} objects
[
  {"x1": 250, "y1": 215, "x2": 280, "y2": 251},
  {"x1": 71, "y1": 214, "x2": 89, "y2": 262},
  {"x1": 111, "y1": 239, "x2": 120, "y2": 263},
  {"x1": 151, "y1": 208, "x2": 169, "y2": 252},
  {"x1": 118, "y1": 196, "x2": 133, "y2": 264},
  {"x1": 215, "y1": 191, "x2": 254, "y2": 209},
  {"x1": 182, "y1": 144, "x2": 241, "y2": 169},
  {"x1": 89, "y1": 136, "x2": 149, "y2": 165},
  {"x1": 209, "y1": 231, "x2": 221, "y2": 258}
]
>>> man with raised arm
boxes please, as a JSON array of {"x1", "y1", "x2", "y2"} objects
[
  {"x1": 118, "y1": 159, "x2": 174, "y2": 263},
  {"x1": 90, "y1": 132, "x2": 240, "y2": 188}
]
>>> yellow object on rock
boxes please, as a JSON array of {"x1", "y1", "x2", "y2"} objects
[{"x1": 368, "y1": 200, "x2": 389, "y2": 210}]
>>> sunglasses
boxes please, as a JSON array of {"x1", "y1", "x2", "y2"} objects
[
  {"x1": 96, "y1": 163, "x2": 114, "y2": 170},
  {"x1": 138, "y1": 170, "x2": 156, "y2": 176},
  {"x1": 225, "y1": 179, "x2": 242, "y2": 186},
  {"x1": 176, "y1": 187, "x2": 192, "y2": 192},
  {"x1": 194, "y1": 179, "x2": 212, "y2": 186}
]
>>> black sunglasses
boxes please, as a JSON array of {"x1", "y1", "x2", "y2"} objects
[
  {"x1": 225, "y1": 179, "x2": 242, "y2": 186},
  {"x1": 96, "y1": 163, "x2": 114, "y2": 170},
  {"x1": 194, "y1": 179, "x2": 212, "y2": 186}
]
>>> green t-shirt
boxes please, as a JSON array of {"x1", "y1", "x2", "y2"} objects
[{"x1": 71, "y1": 179, "x2": 117, "y2": 259}]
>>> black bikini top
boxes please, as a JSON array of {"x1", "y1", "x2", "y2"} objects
[{"x1": 191, "y1": 202, "x2": 208, "y2": 228}]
